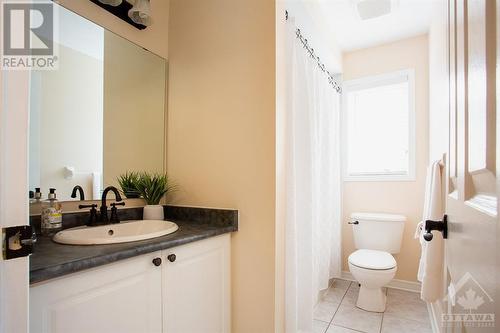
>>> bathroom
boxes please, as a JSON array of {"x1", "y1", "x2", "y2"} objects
[{"x1": 0, "y1": 1, "x2": 498, "y2": 333}]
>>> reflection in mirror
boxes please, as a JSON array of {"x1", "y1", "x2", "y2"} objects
[{"x1": 28, "y1": 4, "x2": 166, "y2": 203}]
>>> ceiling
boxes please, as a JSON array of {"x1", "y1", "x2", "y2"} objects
[{"x1": 305, "y1": 0, "x2": 435, "y2": 52}]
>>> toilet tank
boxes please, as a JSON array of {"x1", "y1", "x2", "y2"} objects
[{"x1": 350, "y1": 212, "x2": 406, "y2": 254}]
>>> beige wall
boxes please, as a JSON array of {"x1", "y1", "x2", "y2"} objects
[
  {"x1": 428, "y1": 1, "x2": 449, "y2": 162},
  {"x1": 342, "y1": 35, "x2": 429, "y2": 282},
  {"x1": 167, "y1": 0, "x2": 276, "y2": 332}
]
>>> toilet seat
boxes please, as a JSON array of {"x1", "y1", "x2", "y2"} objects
[{"x1": 348, "y1": 249, "x2": 396, "y2": 270}]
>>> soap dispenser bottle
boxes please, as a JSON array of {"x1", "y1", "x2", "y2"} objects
[{"x1": 41, "y1": 188, "x2": 62, "y2": 236}]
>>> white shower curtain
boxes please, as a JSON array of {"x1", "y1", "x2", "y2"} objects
[{"x1": 284, "y1": 19, "x2": 342, "y2": 333}]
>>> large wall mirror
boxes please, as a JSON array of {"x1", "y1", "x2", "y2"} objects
[{"x1": 29, "y1": 4, "x2": 166, "y2": 203}]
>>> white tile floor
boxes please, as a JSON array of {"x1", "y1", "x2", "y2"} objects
[{"x1": 313, "y1": 279, "x2": 433, "y2": 333}]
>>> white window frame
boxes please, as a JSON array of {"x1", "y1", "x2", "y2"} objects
[{"x1": 341, "y1": 69, "x2": 416, "y2": 182}]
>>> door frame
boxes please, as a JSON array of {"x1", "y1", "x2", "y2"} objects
[{"x1": 0, "y1": 16, "x2": 31, "y2": 333}]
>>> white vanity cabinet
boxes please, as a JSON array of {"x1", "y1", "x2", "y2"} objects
[
  {"x1": 30, "y1": 234, "x2": 230, "y2": 333},
  {"x1": 30, "y1": 251, "x2": 163, "y2": 333},
  {"x1": 162, "y1": 234, "x2": 230, "y2": 333}
]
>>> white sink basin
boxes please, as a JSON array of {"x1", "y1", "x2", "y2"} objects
[{"x1": 53, "y1": 220, "x2": 179, "y2": 245}]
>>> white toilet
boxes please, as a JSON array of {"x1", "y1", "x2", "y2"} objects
[{"x1": 348, "y1": 212, "x2": 406, "y2": 312}]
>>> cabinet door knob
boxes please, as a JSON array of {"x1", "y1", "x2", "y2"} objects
[
  {"x1": 152, "y1": 257, "x2": 162, "y2": 266},
  {"x1": 167, "y1": 254, "x2": 176, "y2": 262}
]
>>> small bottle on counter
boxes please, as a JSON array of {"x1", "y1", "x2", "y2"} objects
[
  {"x1": 41, "y1": 188, "x2": 62, "y2": 236},
  {"x1": 34, "y1": 187, "x2": 42, "y2": 203},
  {"x1": 30, "y1": 188, "x2": 42, "y2": 204}
]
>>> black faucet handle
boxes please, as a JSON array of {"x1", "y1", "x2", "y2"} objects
[
  {"x1": 110, "y1": 202, "x2": 125, "y2": 224},
  {"x1": 79, "y1": 204, "x2": 98, "y2": 226},
  {"x1": 79, "y1": 204, "x2": 97, "y2": 209}
]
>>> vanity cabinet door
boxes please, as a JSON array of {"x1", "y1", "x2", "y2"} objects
[
  {"x1": 162, "y1": 234, "x2": 230, "y2": 333},
  {"x1": 30, "y1": 251, "x2": 163, "y2": 333}
]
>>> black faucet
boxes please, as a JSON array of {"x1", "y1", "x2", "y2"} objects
[
  {"x1": 100, "y1": 186, "x2": 123, "y2": 223},
  {"x1": 71, "y1": 185, "x2": 85, "y2": 201}
]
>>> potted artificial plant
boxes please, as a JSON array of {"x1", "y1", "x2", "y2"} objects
[
  {"x1": 135, "y1": 172, "x2": 175, "y2": 220},
  {"x1": 117, "y1": 171, "x2": 141, "y2": 198}
]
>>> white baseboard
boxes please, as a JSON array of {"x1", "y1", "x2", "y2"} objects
[{"x1": 340, "y1": 271, "x2": 422, "y2": 293}]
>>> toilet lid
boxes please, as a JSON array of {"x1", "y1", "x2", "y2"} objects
[{"x1": 348, "y1": 249, "x2": 397, "y2": 270}]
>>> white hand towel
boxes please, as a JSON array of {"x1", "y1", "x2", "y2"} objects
[
  {"x1": 417, "y1": 161, "x2": 444, "y2": 302},
  {"x1": 414, "y1": 221, "x2": 424, "y2": 239}
]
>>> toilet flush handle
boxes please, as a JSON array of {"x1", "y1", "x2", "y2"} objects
[{"x1": 348, "y1": 221, "x2": 359, "y2": 225}]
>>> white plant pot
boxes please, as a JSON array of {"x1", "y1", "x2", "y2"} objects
[{"x1": 143, "y1": 205, "x2": 164, "y2": 220}]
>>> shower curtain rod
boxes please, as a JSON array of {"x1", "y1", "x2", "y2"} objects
[{"x1": 285, "y1": 10, "x2": 342, "y2": 93}]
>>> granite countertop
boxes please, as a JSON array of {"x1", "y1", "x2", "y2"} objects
[{"x1": 30, "y1": 206, "x2": 238, "y2": 284}]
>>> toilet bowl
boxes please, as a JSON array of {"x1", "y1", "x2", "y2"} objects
[
  {"x1": 348, "y1": 249, "x2": 397, "y2": 312},
  {"x1": 348, "y1": 212, "x2": 405, "y2": 312}
]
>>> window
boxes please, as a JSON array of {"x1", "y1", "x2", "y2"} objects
[{"x1": 343, "y1": 69, "x2": 415, "y2": 181}]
